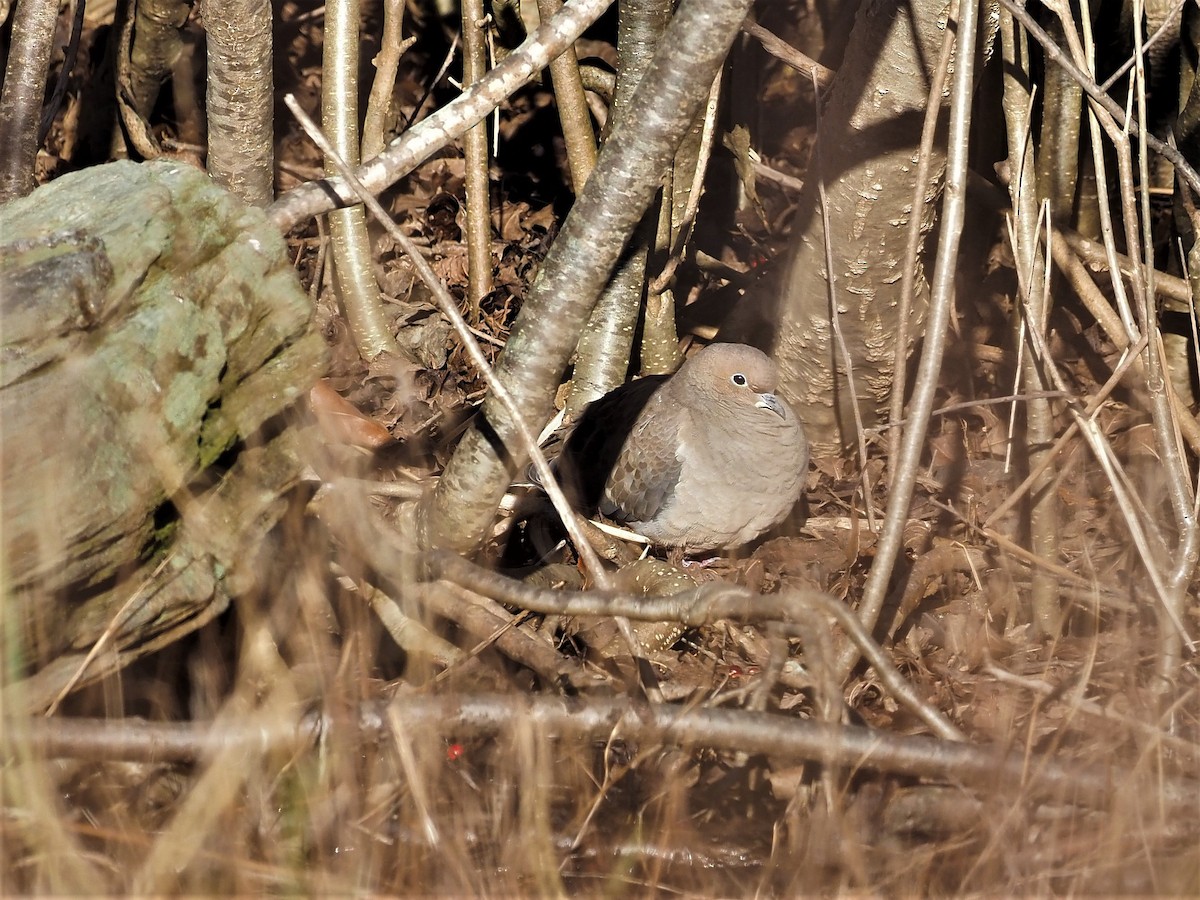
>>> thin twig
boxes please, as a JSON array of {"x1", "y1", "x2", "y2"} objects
[
  {"x1": 889, "y1": 0, "x2": 958, "y2": 479},
  {"x1": 45, "y1": 553, "x2": 176, "y2": 716},
  {"x1": 286, "y1": 95, "x2": 608, "y2": 587},
  {"x1": 362, "y1": 0, "x2": 415, "y2": 159},
  {"x1": 982, "y1": 334, "x2": 1146, "y2": 529},
  {"x1": 1049, "y1": 234, "x2": 1200, "y2": 456},
  {"x1": 423, "y1": 550, "x2": 964, "y2": 741},
  {"x1": 982, "y1": 662, "x2": 1200, "y2": 762},
  {"x1": 840, "y1": 0, "x2": 979, "y2": 678},
  {"x1": 269, "y1": 0, "x2": 614, "y2": 231},
  {"x1": 810, "y1": 67, "x2": 875, "y2": 529},
  {"x1": 37, "y1": 0, "x2": 86, "y2": 144},
  {"x1": 284, "y1": 95, "x2": 666, "y2": 700},
  {"x1": 1129, "y1": 0, "x2": 1197, "y2": 679},
  {"x1": 1012, "y1": 277, "x2": 1195, "y2": 652},
  {"x1": 996, "y1": 0, "x2": 1200, "y2": 195},
  {"x1": 875, "y1": 390, "x2": 1072, "y2": 432},
  {"x1": 1000, "y1": 12, "x2": 1060, "y2": 637},
  {"x1": 333, "y1": 564, "x2": 467, "y2": 668},
  {"x1": 1058, "y1": 227, "x2": 1192, "y2": 307},
  {"x1": 1097, "y1": 0, "x2": 1190, "y2": 92},
  {"x1": 648, "y1": 72, "x2": 721, "y2": 295},
  {"x1": 740, "y1": 19, "x2": 834, "y2": 87},
  {"x1": 462, "y1": 0, "x2": 495, "y2": 314}
]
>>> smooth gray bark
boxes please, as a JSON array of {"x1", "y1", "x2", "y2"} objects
[
  {"x1": 206, "y1": 0, "x2": 275, "y2": 206},
  {"x1": 0, "y1": 0, "x2": 58, "y2": 201},
  {"x1": 566, "y1": 0, "x2": 673, "y2": 414},
  {"x1": 418, "y1": 0, "x2": 757, "y2": 552}
]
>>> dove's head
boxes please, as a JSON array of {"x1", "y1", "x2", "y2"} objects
[{"x1": 675, "y1": 343, "x2": 788, "y2": 417}]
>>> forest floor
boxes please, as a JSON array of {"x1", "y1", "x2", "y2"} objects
[{"x1": 8, "y1": 2, "x2": 1199, "y2": 895}]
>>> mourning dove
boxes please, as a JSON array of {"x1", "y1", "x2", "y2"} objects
[{"x1": 558, "y1": 343, "x2": 808, "y2": 551}]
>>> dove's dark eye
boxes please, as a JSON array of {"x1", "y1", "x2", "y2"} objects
[{"x1": 731, "y1": 373, "x2": 747, "y2": 386}]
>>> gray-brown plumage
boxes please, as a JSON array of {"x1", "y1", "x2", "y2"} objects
[{"x1": 558, "y1": 343, "x2": 808, "y2": 551}]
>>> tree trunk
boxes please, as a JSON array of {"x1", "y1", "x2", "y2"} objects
[{"x1": 726, "y1": 0, "x2": 954, "y2": 453}]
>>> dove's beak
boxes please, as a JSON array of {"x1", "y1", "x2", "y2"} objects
[{"x1": 755, "y1": 392, "x2": 786, "y2": 418}]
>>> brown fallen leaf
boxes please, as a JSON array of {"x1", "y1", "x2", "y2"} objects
[{"x1": 309, "y1": 379, "x2": 396, "y2": 450}]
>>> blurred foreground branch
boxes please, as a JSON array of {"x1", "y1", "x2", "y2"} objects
[{"x1": 13, "y1": 694, "x2": 1197, "y2": 814}]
